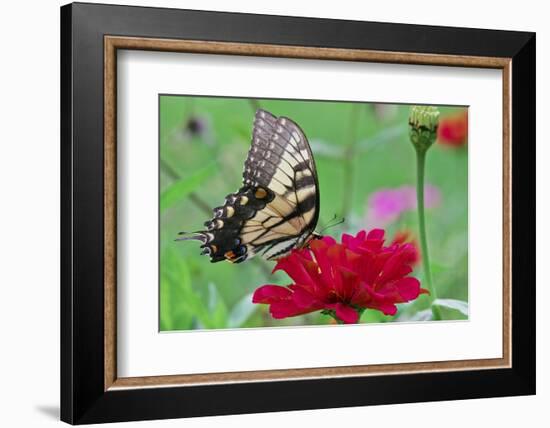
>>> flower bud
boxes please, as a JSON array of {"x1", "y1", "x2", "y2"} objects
[{"x1": 409, "y1": 106, "x2": 440, "y2": 153}]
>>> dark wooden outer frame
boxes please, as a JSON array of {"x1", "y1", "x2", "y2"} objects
[{"x1": 61, "y1": 2, "x2": 535, "y2": 424}]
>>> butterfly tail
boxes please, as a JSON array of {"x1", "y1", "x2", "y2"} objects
[{"x1": 175, "y1": 231, "x2": 207, "y2": 243}]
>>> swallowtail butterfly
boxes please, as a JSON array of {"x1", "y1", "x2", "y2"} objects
[{"x1": 177, "y1": 109, "x2": 321, "y2": 263}]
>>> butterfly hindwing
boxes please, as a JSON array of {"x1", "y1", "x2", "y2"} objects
[{"x1": 178, "y1": 109, "x2": 320, "y2": 263}]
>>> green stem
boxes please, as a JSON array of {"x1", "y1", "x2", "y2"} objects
[
  {"x1": 415, "y1": 149, "x2": 442, "y2": 320},
  {"x1": 248, "y1": 98, "x2": 262, "y2": 114},
  {"x1": 341, "y1": 104, "x2": 361, "y2": 218}
]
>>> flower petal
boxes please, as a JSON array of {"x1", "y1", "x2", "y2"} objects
[
  {"x1": 394, "y1": 277, "x2": 422, "y2": 301},
  {"x1": 334, "y1": 303, "x2": 360, "y2": 324},
  {"x1": 337, "y1": 266, "x2": 361, "y2": 301},
  {"x1": 310, "y1": 240, "x2": 339, "y2": 291},
  {"x1": 341, "y1": 233, "x2": 355, "y2": 247},
  {"x1": 376, "y1": 245, "x2": 415, "y2": 284},
  {"x1": 252, "y1": 285, "x2": 292, "y2": 304},
  {"x1": 269, "y1": 301, "x2": 303, "y2": 319},
  {"x1": 377, "y1": 302, "x2": 398, "y2": 316},
  {"x1": 270, "y1": 296, "x2": 323, "y2": 319},
  {"x1": 366, "y1": 229, "x2": 384, "y2": 240},
  {"x1": 320, "y1": 236, "x2": 337, "y2": 246},
  {"x1": 291, "y1": 285, "x2": 321, "y2": 308},
  {"x1": 326, "y1": 303, "x2": 359, "y2": 324},
  {"x1": 273, "y1": 255, "x2": 316, "y2": 289}
]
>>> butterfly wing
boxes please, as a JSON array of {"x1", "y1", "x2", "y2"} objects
[
  {"x1": 178, "y1": 109, "x2": 320, "y2": 263},
  {"x1": 241, "y1": 110, "x2": 320, "y2": 260}
]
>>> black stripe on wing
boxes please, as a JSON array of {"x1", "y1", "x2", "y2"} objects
[{"x1": 177, "y1": 184, "x2": 277, "y2": 263}]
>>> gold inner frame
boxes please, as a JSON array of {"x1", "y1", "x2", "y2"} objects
[{"x1": 104, "y1": 35, "x2": 512, "y2": 391}]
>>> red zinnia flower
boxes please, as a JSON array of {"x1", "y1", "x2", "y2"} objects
[
  {"x1": 437, "y1": 111, "x2": 468, "y2": 147},
  {"x1": 252, "y1": 229, "x2": 428, "y2": 324}
]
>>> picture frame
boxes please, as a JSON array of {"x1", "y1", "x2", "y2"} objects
[{"x1": 60, "y1": 2, "x2": 535, "y2": 424}]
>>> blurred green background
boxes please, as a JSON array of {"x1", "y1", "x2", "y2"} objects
[{"x1": 159, "y1": 95, "x2": 468, "y2": 331}]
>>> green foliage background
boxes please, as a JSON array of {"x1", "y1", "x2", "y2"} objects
[{"x1": 159, "y1": 96, "x2": 468, "y2": 331}]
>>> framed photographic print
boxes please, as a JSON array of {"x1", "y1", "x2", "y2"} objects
[{"x1": 60, "y1": 2, "x2": 536, "y2": 424}]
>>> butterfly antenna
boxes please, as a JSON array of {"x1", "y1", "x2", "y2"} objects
[{"x1": 318, "y1": 215, "x2": 345, "y2": 234}]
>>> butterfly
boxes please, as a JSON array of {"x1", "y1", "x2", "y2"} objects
[{"x1": 177, "y1": 109, "x2": 321, "y2": 263}]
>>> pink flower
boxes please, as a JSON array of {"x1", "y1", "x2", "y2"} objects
[
  {"x1": 252, "y1": 230, "x2": 428, "y2": 324},
  {"x1": 366, "y1": 185, "x2": 441, "y2": 228},
  {"x1": 437, "y1": 111, "x2": 468, "y2": 147}
]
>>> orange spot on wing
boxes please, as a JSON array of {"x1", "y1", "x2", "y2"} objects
[{"x1": 255, "y1": 187, "x2": 267, "y2": 199}]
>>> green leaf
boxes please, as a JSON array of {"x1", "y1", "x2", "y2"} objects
[
  {"x1": 409, "y1": 309, "x2": 434, "y2": 321},
  {"x1": 433, "y1": 299, "x2": 469, "y2": 316},
  {"x1": 160, "y1": 264, "x2": 194, "y2": 331},
  {"x1": 207, "y1": 282, "x2": 228, "y2": 329},
  {"x1": 360, "y1": 309, "x2": 393, "y2": 324},
  {"x1": 160, "y1": 162, "x2": 216, "y2": 212},
  {"x1": 161, "y1": 248, "x2": 212, "y2": 330},
  {"x1": 227, "y1": 293, "x2": 257, "y2": 328},
  {"x1": 159, "y1": 273, "x2": 174, "y2": 331}
]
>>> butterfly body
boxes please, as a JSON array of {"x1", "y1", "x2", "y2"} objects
[{"x1": 178, "y1": 109, "x2": 320, "y2": 263}]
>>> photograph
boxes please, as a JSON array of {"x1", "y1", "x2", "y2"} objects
[
  {"x1": 54, "y1": 1, "x2": 536, "y2": 424},
  {"x1": 159, "y1": 95, "x2": 469, "y2": 330}
]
